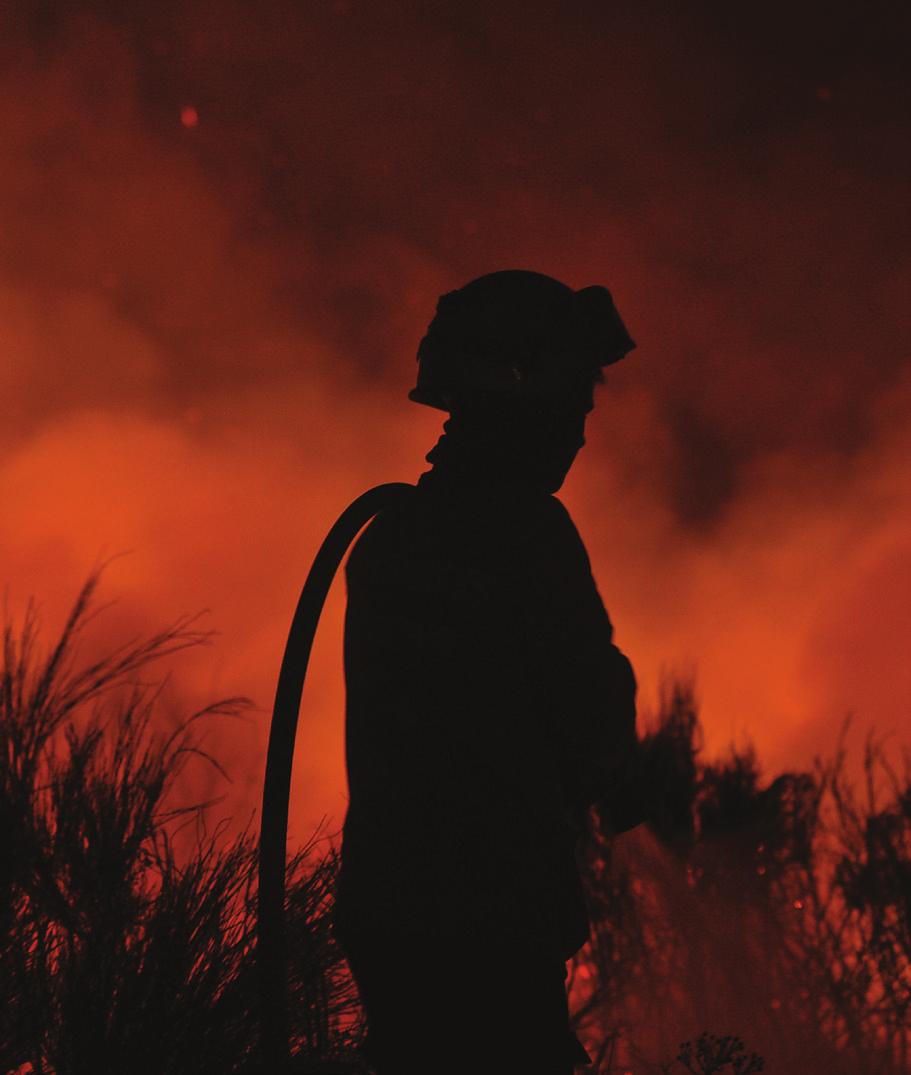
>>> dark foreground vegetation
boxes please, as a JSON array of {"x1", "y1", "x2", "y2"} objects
[{"x1": 1, "y1": 571, "x2": 908, "y2": 1073}]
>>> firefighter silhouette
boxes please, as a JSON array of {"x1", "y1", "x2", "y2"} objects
[{"x1": 333, "y1": 270, "x2": 646, "y2": 1074}]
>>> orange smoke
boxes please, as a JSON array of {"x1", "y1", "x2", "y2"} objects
[{"x1": 1, "y1": 5, "x2": 908, "y2": 851}]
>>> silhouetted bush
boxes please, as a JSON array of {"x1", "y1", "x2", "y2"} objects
[
  {"x1": 667, "y1": 1032, "x2": 763, "y2": 1074},
  {"x1": 3, "y1": 573, "x2": 908, "y2": 1074},
  {"x1": 572, "y1": 681, "x2": 911, "y2": 1074},
  {"x1": 0, "y1": 569, "x2": 360, "y2": 1074}
]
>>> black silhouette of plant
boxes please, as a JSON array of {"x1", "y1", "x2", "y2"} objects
[
  {"x1": 572, "y1": 681, "x2": 910, "y2": 1074},
  {"x1": 4, "y1": 570, "x2": 909, "y2": 1074},
  {"x1": 673, "y1": 1032, "x2": 764, "y2": 1074},
  {"x1": 0, "y1": 566, "x2": 361, "y2": 1074}
]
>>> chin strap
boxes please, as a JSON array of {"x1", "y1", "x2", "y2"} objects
[{"x1": 258, "y1": 482, "x2": 416, "y2": 1070}]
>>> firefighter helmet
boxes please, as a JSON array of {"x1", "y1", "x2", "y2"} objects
[{"x1": 409, "y1": 269, "x2": 635, "y2": 412}]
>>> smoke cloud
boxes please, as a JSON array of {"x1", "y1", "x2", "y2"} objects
[{"x1": 2, "y1": 2, "x2": 908, "y2": 849}]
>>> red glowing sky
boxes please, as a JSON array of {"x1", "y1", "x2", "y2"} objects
[{"x1": 1, "y1": 2, "x2": 908, "y2": 843}]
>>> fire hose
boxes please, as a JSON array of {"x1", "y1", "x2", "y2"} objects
[{"x1": 257, "y1": 482, "x2": 416, "y2": 1070}]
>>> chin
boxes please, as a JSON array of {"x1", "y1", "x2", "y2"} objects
[{"x1": 544, "y1": 468, "x2": 572, "y2": 494}]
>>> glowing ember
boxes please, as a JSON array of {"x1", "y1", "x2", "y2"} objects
[{"x1": 180, "y1": 105, "x2": 199, "y2": 128}]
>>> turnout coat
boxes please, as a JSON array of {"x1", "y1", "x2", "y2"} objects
[{"x1": 334, "y1": 467, "x2": 641, "y2": 961}]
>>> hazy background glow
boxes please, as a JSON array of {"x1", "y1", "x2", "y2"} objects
[{"x1": 2, "y1": 1, "x2": 909, "y2": 844}]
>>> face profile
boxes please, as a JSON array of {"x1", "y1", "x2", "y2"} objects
[{"x1": 407, "y1": 270, "x2": 628, "y2": 497}]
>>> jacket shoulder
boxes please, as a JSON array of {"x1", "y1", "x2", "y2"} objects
[{"x1": 345, "y1": 492, "x2": 418, "y2": 578}]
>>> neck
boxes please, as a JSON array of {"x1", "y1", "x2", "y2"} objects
[{"x1": 419, "y1": 406, "x2": 577, "y2": 495}]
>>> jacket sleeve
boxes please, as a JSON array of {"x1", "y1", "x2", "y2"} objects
[{"x1": 534, "y1": 498, "x2": 648, "y2": 835}]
